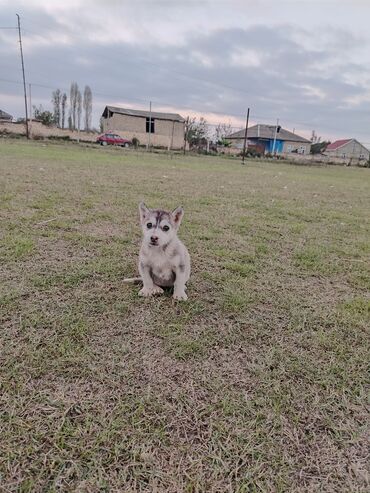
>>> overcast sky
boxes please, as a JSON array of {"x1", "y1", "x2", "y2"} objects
[{"x1": 1, "y1": 0, "x2": 370, "y2": 143}]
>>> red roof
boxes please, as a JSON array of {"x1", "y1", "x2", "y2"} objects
[{"x1": 326, "y1": 139, "x2": 352, "y2": 150}]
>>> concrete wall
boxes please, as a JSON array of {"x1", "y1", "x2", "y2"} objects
[
  {"x1": 325, "y1": 140, "x2": 369, "y2": 161},
  {"x1": 0, "y1": 121, "x2": 98, "y2": 142},
  {"x1": 282, "y1": 140, "x2": 311, "y2": 155},
  {"x1": 103, "y1": 113, "x2": 184, "y2": 149},
  {"x1": 282, "y1": 152, "x2": 367, "y2": 166},
  {"x1": 221, "y1": 145, "x2": 366, "y2": 165}
]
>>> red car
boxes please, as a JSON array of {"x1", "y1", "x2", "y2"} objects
[{"x1": 97, "y1": 133, "x2": 131, "y2": 147}]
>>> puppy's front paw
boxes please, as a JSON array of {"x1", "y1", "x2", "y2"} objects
[
  {"x1": 139, "y1": 286, "x2": 164, "y2": 297},
  {"x1": 173, "y1": 290, "x2": 188, "y2": 301},
  {"x1": 151, "y1": 285, "x2": 164, "y2": 295}
]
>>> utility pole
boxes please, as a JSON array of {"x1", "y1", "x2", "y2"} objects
[
  {"x1": 272, "y1": 118, "x2": 279, "y2": 156},
  {"x1": 28, "y1": 83, "x2": 32, "y2": 136},
  {"x1": 183, "y1": 116, "x2": 189, "y2": 155},
  {"x1": 16, "y1": 14, "x2": 29, "y2": 139},
  {"x1": 242, "y1": 107, "x2": 250, "y2": 165},
  {"x1": 147, "y1": 101, "x2": 152, "y2": 151}
]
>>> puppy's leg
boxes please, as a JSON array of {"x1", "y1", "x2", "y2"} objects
[
  {"x1": 138, "y1": 263, "x2": 164, "y2": 297},
  {"x1": 173, "y1": 266, "x2": 188, "y2": 301}
]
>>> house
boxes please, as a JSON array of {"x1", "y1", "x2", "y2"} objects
[
  {"x1": 227, "y1": 124, "x2": 311, "y2": 155},
  {"x1": 324, "y1": 139, "x2": 369, "y2": 162},
  {"x1": 101, "y1": 106, "x2": 185, "y2": 149},
  {"x1": 0, "y1": 109, "x2": 13, "y2": 122}
]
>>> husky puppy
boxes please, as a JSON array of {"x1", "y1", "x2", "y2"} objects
[{"x1": 125, "y1": 202, "x2": 191, "y2": 301}]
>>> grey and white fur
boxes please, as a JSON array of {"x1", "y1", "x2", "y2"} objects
[{"x1": 124, "y1": 202, "x2": 191, "y2": 301}]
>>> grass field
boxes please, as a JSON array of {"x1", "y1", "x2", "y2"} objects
[{"x1": 1, "y1": 139, "x2": 369, "y2": 492}]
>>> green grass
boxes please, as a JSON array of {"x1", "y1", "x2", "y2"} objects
[{"x1": 0, "y1": 139, "x2": 369, "y2": 492}]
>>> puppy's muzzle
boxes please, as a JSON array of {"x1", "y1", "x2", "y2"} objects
[{"x1": 150, "y1": 235, "x2": 159, "y2": 246}]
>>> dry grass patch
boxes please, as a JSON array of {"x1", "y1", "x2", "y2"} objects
[{"x1": 0, "y1": 140, "x2": 369, "y2": 492}]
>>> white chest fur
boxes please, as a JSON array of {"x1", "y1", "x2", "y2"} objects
[{"x1": 148, "y1": 249, "x2": 175, "y2": 282}]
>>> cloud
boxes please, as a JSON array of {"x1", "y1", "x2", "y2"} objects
[{"x1": 1, "y1": 1, "x2": 370, "y2": 142}]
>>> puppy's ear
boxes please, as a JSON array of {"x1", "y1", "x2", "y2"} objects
[
  {"x1": 139, "y1": 202, "x2": 150, "y2": 223},
  {"x1": 172, "y1": 206, "x2": 184, "y2": 228}
]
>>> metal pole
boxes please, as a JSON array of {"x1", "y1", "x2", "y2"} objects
[
  {"x1": 16, "y1": 14, "x2": 29, "y2": 139},
  {"x1": 242, "y1": 107, "x2": 250, "y2": 164},
  {"x1": 272, "y1": 118, "x2": 279, "y2": 156},
  {"x1": 148, "y1": 101, "x2": 152, "y2": 151}
]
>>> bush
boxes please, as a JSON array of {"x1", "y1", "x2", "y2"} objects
[
  {"x1": 217, "y1": 138, "x2": 231, "y2": 147},
  {"x1": 132, "y1": 137, "x2": 140, "y2": 149},
  {"x1": 311, "y1": 141, "x2": 330, "y2": 154},
  {"x1": 48, "y1": 135, "x2": 71, "y2": 141},
  {"x1": 246, "y1": 148, "x2": 262, "y2": 158},
  {"x1": 0, "y1": 130, "x2": 23, "y2": 139},
  {"x1": 33, "y1": 105, "x2": 55, "y2": 126}
]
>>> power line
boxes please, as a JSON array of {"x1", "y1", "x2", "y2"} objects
[
  {"x1": 19, "y1": 26, "x2": 370, "y2": 131},
  {"x1": 19, "y1": 26, "x2": 254, "y2": 98},
  {"x1": 3, "y1": 21, "x2": 370, "y2": 116},
  {"x1": 1, "y1": 76, "x2": 369, "y2": 143},
  {"x1": 0, "y1": 77, "x2": 246, "y2": 120},
  {"x1": 3, "y1": 26, "x2": 370, "y2": 138}
]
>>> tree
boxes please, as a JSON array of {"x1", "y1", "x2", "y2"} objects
[
  {"x1": 33, "y1": 105, "x2": 55, "y2": 126},
  {"x1": 51, "y1": 89, "x2": 62, "y2": 127},
  {"x1": 310, "y1": 141, "x2": 330, "y2": 154},
  {"x1": 76, "y1": 89, "x2": 82, "y2": 132},
  {"x1": 69, "y1": 82, "x2": 79, "y2": 130},
  {"x1": 215, "y1": 122, "x2": 232, "y2": 145},
  {"x1": 61, "y1": 93, "x2": 67, "y2": 129},
  {"x1": 186, "y1": 117, "x2": 209, "y2": 147},
  {"x1": 83, "y1": 85, "x2": 92, "y2": 131},
  {"x1": 311, "y1": 131, "x2": 322, "y2": 144}
]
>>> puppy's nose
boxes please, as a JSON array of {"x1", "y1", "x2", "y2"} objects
[{"x1": 151, "y1": 236, "x2": 158, "y2": 242}]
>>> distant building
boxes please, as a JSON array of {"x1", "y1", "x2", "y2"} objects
[
  {"x1": 101, "y1": 106, "x2": 185, "y2": 149},
  {"x1": 0, "y1": 109, "x2": 13, "y2": 122},
  {"x1": 324, "y1": 139, "x2": 369, "y2": 162},
  {"x1": 227, "y1": 124, "x2": 311, "y2": 155}
]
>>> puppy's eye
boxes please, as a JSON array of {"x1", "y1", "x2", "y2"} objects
[
  {"x1": 163, "y1": 225, "x2": 170, "y2": 232},
  {"x1": 147, "y1": 223, "x2": 152, "y2": 229}
]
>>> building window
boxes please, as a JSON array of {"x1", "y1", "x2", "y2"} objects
[
  {"x1": 341, "y1": 153, "x2": 346, "y2": 158},
  {"x1": 146, "y1": 118, "x2": 155, "y2": 133},
  {"x1": 287, "y1": 144, "x2": 292, "y2": 152},
  {"x1": 360, "y1": 154, "x2": 365, "y2": 159}
]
